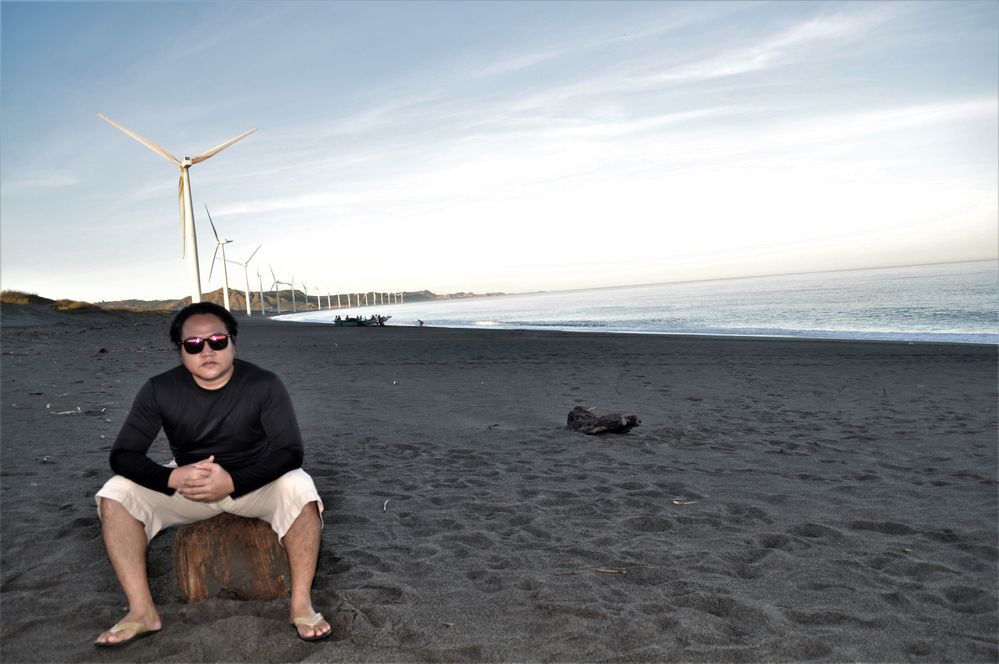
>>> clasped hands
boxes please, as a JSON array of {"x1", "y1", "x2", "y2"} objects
[{"x1": 168, "y1": 455, "x2": 234, "y2": 502}]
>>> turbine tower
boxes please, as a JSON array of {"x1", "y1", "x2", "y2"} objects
[
  {"x1": 226, "y1": 244, "x2": 261, "y2": 316},
  {"x1": 269, "y1": 265, "x2": 286, "y2": 315},
  {"x1": 256, "y1": 267, "x2": 266, "y2": 316},
  {"x1": 205, "y1": 206, "x2": 233, "y2": 311},
  {"x1": 97, "y1": 113, "x2": 255, "y2": 303}
]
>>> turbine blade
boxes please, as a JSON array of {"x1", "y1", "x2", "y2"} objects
[
  {"x1": 205, "y1": 205, "x2": 220, "y2": 242},
  {"x1": 209, "y1": 245, "x2": 220, "y2": 283},
  {"x1": 270, "y1": 265, "x2": 277, "y2": 282},
  {"x1": 246, "y1": 244, "x2": 261, "y2": 264},
  {"x1": 97, "y1": 113, "x2": 180, "y2": 166},
  {"x1": 190, "y1": 128, "x2": 257, "y2": 164}
]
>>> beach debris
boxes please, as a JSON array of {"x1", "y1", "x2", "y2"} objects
[
  {"x1": 382, "y1": 500, "x2": 390, "y2": 512},
  {"x1": 49, "y1": 406, "x2": 107, "y2": 417},
  {"x1": 671, "y1": 498, "x2": 698, "y2": 505},
  {"x1": 50, "y1": 407, "x2": 81, "y2": 416},
  {"x1": 559, "y1": 567, "x2": 628, "y2": 576},
  {"x1": 566, "y1": 406, "x2": 640, "y2": 435}
]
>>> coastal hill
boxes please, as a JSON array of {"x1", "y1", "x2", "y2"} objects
[{"x1": 2, "y1": 288, "x2": 503, "y2": 317}]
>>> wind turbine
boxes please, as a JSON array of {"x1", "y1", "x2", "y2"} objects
[
  {"x1": 205, "y1": 206, "x2": 233, "y2": 311},
  {"x1": 256, "y1": 266, "x2": 266, "y2": 316},
  {"x1": 269, "y1": 265, "x2": 285, "y2": 315},
  {"x1": 226, "y1": 244, "x2": 261, "y2": 316},
  {"x1": 97, "y1": 113, "x2": 255, "y2": 303},
  {"x1": 302, "y1": 282, "x2": 310, "y2": 311}
]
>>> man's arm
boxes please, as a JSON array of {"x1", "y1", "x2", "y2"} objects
[
  {"x1": 109, "y1": 380, "x2": 177, "y2": 494},
  {"x1": 226, "y1": 374, "x2": 304, "y2": 498}
]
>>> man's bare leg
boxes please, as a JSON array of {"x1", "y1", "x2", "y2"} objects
[
  {"x1": 282, "y1": 501, "x2": 331, "y2": 640},
  {"x1": 94, "y1": 498, "x2": 162, "y2": 645}
]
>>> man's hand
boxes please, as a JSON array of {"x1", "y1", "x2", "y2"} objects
[{"x1": 168, "y1": 455, "x2": 235, "y2": 502}]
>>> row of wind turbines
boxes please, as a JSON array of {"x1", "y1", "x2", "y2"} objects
[{"x1": 98, "y1": 113, "x2": 402, "y2": 316}]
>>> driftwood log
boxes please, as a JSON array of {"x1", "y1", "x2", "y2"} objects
[
  {"x1": 173, "y1": 513, "x2": 290, "y2": 603},
  {"x1": 566, "y1": 406, "x2": 641, "y2": 434}
]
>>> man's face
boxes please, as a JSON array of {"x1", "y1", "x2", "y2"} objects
[{"x1": 179, "y1": 313, "x2": 236, "y2": 390}]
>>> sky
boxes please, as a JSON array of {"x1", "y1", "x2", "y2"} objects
[{"x1": 1, "y1": 1, "x2": 997, "y2": 302}]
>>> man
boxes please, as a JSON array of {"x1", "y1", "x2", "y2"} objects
[{"x1": 94, "y1": 302, "x2": 332, "y2": 647}]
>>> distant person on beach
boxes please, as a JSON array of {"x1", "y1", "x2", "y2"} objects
[{"x1": 93, "y1": 302, "x2": 331, "y2": 647}]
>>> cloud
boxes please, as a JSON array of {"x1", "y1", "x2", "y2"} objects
[
  {"x1": 647, "y1": 4, "x2": 901, "y2": 84},
  {"x1": 1, "y1": 171, "x2": 80, "y2": 193}
]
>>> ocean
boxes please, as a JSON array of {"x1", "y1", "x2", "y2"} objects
[{"x1": 277, "y1": 260, "x2": 998, "y2": 345}]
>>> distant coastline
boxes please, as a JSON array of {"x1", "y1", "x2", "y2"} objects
[
  {"x1": 3, "y1": 258, "x2": 994, "y2": 318},
  {"x1": 0, "y1": 288, "x2": 507, "y2": 316}
]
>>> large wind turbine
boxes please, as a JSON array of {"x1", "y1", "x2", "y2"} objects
[
  {"x1": 205, "y1": 206, "x2": 233, "y2": 311},
  {"x1": 226, "y1": 244, "x2": 261, "y2": 316},
  {"x1": 97, "y1": 113, "x2": 255, "y2": 303}
]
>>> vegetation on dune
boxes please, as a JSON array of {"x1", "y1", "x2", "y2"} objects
[
  {"x1": 1, "y1": 290, "x2": 53, "y2": 305},
  {"x1": 53, "y1": 299, "x2": 105, "y2": 313},
  {"x1": 0, "y1": 290, "x2": 150, "y2": 316}
]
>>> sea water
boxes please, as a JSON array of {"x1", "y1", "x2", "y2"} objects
[{"x1": 278, "y1": 261, "x2": 998, "y2": 344}]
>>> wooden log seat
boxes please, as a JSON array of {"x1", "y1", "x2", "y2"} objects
[{"x1": 173, "y1": 513, "x2": 291, "y2": 603}]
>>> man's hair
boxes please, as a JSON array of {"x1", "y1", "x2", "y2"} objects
[{"x1": 169, "y1": 302, "x2": 239, "y2": 345}]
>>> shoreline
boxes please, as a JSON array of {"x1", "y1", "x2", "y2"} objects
[
  {"x1": 2, "y1": 310, "x2": 996, "y2": 662},
  {"x1": 272, "y1": 314, "x2": 999, "y2": 347}
]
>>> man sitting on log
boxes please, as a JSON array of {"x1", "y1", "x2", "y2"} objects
[{"x1": 93, "y1": 302, "x2": 331, "y2": 647}]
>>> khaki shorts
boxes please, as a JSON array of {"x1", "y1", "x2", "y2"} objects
[{"x1": 95, "y1": 467, "x2": 324, "y2": 542}]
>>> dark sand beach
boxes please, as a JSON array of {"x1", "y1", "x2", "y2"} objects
[{"x1": 1, "y1": 307, "x2": 996, "y2": 663}]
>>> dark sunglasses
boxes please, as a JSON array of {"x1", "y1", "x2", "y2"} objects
[{"x1": 179, "y1": 334, "x2": 230, "y2": 354}]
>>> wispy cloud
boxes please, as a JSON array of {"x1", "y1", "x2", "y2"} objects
[
  {"x1": 644, "y1": 4, "x2": 901, "y2": 84},
  {"x1": 1, "y1": 171, "x2": 80, "y2": 194}
]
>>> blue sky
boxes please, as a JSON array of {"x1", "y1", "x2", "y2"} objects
[{"x1": 1, "y1": 1, "x2": 996, "y2": 302}]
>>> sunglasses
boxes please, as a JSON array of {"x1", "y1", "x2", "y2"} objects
[{"x1": 179, "y1": 334, "x2": 231, "y2": 354}]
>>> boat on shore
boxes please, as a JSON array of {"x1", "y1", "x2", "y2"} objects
[{"x1": 334, "y1": 314, "x2": 391, "y2": 327}]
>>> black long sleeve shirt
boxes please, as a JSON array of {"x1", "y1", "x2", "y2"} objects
[{"x1": 109, "y1": 359, "x2": 303, "y2": 498}]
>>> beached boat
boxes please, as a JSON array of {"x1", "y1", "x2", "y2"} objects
[{"x1": 334, "y1": 314, "x2": 391, "y2": 327}]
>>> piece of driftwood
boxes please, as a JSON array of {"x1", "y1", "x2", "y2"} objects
[
  {"x1": 566, "y1": 406, "x2": 640, "y2": 434},
  {"x1": 173, "y1": 513, "x2": 290, "y2": 603}
]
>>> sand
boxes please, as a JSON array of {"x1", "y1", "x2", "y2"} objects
[{"x1": 1, "y1": 307, "x2": 996, "y2": 663}]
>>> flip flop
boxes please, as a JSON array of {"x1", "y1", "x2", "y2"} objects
[
  {"x1": 94, "y1": 621, "x2": 161, "y2": 648},
  {"x1": 291, "y1": 612, "x2": 332, "y2": 642}
]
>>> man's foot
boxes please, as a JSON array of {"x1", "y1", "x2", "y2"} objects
[
  {"x1": 291, "y1": 612, "x2": 332, "y2": 642},
  {"x1": 94, "y1": 612, "x2": 162, "y2": 648}
]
